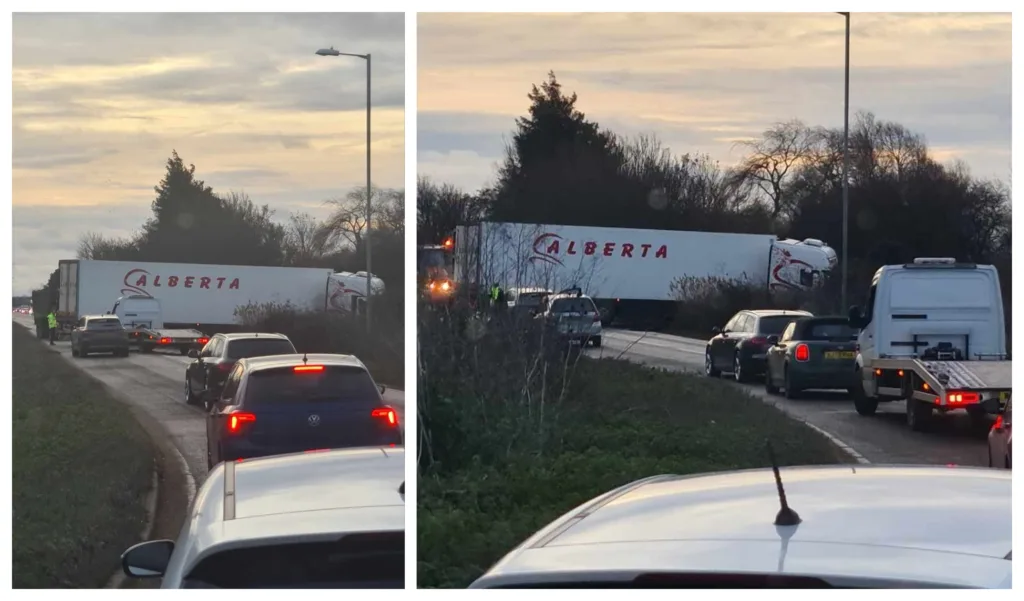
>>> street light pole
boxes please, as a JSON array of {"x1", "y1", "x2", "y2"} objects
[
  {"x1": 315, "y1": 46, "x2": 373, "y2": 332},
  {"x1": 838, "y1": 12, "x2": 851, "y2": 312}
]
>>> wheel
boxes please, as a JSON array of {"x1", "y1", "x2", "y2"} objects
[
  {"x1": 71, "y1": 346, "x2": 79, "y2": 357},
  {"x1": 591, "y1": 336, "x2": 602, "y2": 348},
  {"x1": 185, "y1": 378, "x2": 197, "y2": 406},
  {"x1": 851, "y1": 376, "x2": 878, "y2": 416},
  {"x1": 765, "y1": 367, "x2": 779, "y2": 395},
  {"x1": 140, "y1": 344, "x2": 153, "y2": 354},
  {"x1": 733, "y1": 353, "x2": 748, "y2": 383},
  {"x1": 784, "y1": 368, "x2": 801, "y2": 399},
  {"x1": 705, "y1": 349, "x2": 721, "y2": 378},
  {"x1": 80, "y1": 346, "x2": 89, "y2": 358},
  {"x1": 906, "y1": 399, "x2": 932, "y2": 432},
  {"x1": 118, "y1": 348, "x2": 130, "y2": 357}
]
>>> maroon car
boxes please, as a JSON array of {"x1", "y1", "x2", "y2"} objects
[{"x1": 987, "y1": 396, "x2": 1012, "y2": 469}]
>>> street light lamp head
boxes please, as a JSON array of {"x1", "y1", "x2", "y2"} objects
[{"x1": 315, "y1": 47, "x2": 341, "y2": 57}]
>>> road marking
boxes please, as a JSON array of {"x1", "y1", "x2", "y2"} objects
[{"x1": 798, "y1": 421, "x2": 871, "y2": 464}]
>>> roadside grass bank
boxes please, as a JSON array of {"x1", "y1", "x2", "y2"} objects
[
  {"x1": 12, "y1": 325, "x2": 155, "y2": 588},
  {"x1": 418, "y1": 342, "x2": 850, "y2": 588}
]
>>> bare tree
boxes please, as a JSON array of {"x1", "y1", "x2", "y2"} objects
[
  {"x1": 729, "y1": 120, "x2": 821, "y2": 218},
  {"x1": 321, "y1": 185, "x2": 404, "y2": 250}
]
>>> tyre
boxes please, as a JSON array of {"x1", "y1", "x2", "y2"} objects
[
  {"x1": 784, "y1": 368, "x2": 801, "y2": 400},
  {"x1": 705, "y1": 349, "x2": 720, "y2": 378},
  {"x1": 71, "y1": 346, "x2": 79, "y2": 357},
  {"x1": 733, "y1": 353, "x2": 749, "y2": 383},
  {"x1": 140, "y1": 344, "x2": 153, "y2": 354},
  {"x1": 591, "y1": 336, "x2": 602, "y2": 348},
  {"x1": 118, "y1": 348, "x2": 130, "y2": 357},
  {"x1": 80, "y1": 346, "x2": 89, "y2": 358},
  {"x1": 765, "y1": 367, "x2": 779, "y2": 395},
  {"x1": 851, "y1": 375, "x2": 878, "y2": 416},
  {"x1": 185, "y1": 378, "x2": 197, "y2": 406},
  {"x1": 906, "y1": 399, "x2": 932, "y2": 432}
]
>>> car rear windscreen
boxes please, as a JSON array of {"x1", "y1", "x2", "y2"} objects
[
  {"x1": 757, "y1": 316, "x2": 800, "y2": 335},
  {"x1": 550, "y1": 298, "x2": 598, "y2": 314},
  {"x1": 86, "y1": 318, "x2": 123, "y2": 330},
  {"x1": 515, "y1": 293, "x2": 547, "y2": 307},
  {"x1": 806, "y1": 320, "x2": 858, "y2": 341},
  {"x1": 226, "y1": 338, "x2": 296, "y2": 359},
  {"x1": 183, "y1": 532, "x2": 404, "y2": 589},
  {"x1": 244, "y1": 365, "x2": 380, "y2": 406}
]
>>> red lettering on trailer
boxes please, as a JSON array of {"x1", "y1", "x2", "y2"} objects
[
  {"x1": 121, "y1": 268, "x2": 241, "y2": 297},
  {"x1": 531, "y1": 233, "x2": 668, "y2": 266}
]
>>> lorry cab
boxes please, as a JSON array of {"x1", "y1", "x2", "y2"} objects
[
  {"x1": 851, "y1": 258, "x2": 1006, "y2": 363},
  {"x1": 110, "y1": 295, "x2": 165, "y2": 330},
  {"x1": 326, "y1": 271, "x2": 385, "y2": 315},
  {"x1": 768, "y1": 238, "x2": 838, "y2": 291}
]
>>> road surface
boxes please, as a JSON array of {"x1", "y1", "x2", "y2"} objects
[
  {"x1": 13, "y1": 314, "x2": 405, "y2": 498},
  {"x1": 590, "y1": 328, "x2": 992, "y2": 467}
]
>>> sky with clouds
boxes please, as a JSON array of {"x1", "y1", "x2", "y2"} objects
[
  {"x1": 418, "y1": 12, "x2": 1011, "y2": 194},
  {"x1": 12, "y1": 12, "x2": 404, "y2": 294}
]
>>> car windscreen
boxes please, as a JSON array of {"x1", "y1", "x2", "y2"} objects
[
  {"x1": 182, "y1": 532, "x2": 404, "y2": 589},
  {"x1": 225, "y1": 338, "x2": 296, "y2": 359},
  {"x1": 757, "y1": 316, "x2": 800, "y2": 335},
  {"x1": 515, "y1": 293, "x2": 547, "y2": 307},
  {"x1": 86, "y1": 318, "x2": 123, "y2": 330},
  {"x1": 549, "y1": 298, "x2": 598, "y2": 314},
  {"x1": 805, "y1": 320, "x2": 858, "y2": 341},
  {"x1": 244, "y1": 365, "x2": 381, "y2": 407}
]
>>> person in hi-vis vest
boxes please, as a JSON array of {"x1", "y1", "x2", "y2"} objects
[{"x1": 46, "y1": 308, "x2": 58, "y2": 345}]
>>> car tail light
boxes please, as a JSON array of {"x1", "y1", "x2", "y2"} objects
[
  {"x1": 294, "y1": 365, "x2": 324, "y2": 373},
  {"x1": 795, "y1": 343, "x2": 810, "y2": 362},
  {"x1": 371, "y1": 407, "x2": 399, "y2": 427},
  {"x1": 198, "y1": 337, "x2": 209, "y2": 344},
  {"x1": 159, "y1": 337, "x2": 172, "y2": 344},
  {"x1": 227, "y1": 412, "x2": 256, "y2": 434},
  {"x1": 948, "y1": 391, "x2": 979, "y2": 404},
  {"x1": 993, "y1": 415, "x2": 1004, "y2": 430},
  {"x1": 217, "y1": 362, "x2": 234, "y2": 372},
  {"x1": 750, "y1": 336, "x2": 768, "y2": 346}
]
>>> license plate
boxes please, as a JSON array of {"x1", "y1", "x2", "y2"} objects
[
  {"x1": 824, "y1": 351, "x2": 856, "y2": 360},
  {"x1": 569, "y1": 339, "x2": 582, "y2": 346}
]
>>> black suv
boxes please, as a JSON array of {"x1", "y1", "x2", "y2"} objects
[
  {"x1": 185, "y1": 333, "x2": 297, "y2": 407},
  {"x1": 705, "y1": 309, "x2": 812, "y2": 382}
]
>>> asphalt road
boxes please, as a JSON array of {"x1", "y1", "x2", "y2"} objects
[
  {"x1": 590, "y1": 328, "x2": 992, "y2": 467},
  {"x1": 13, "y1": 314, "x2": 405, "y2": 500}
]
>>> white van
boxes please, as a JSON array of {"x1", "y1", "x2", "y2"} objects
[{"x1": 849, "y1": 258, "x2": 1011, "y2": 430}]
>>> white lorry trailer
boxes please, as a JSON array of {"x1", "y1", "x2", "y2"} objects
[
  {"x1": 452, "y1": 222, "x2": 836, "y2": 328},
  {"x1": 55, "y1": 260, "x2": 385, "y2": 345},
  {"x1": 848, "y1": 258, "x2": 1011, "y2": 431}
]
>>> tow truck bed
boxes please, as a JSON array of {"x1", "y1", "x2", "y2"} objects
[{"x1": 872, "y1": 358, "x2": 1011, "y2": 407}]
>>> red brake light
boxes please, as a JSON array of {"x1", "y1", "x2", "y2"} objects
[
  {"x1": 371, "y1": 407, "x2": 398, "y2": 427},
  {"x1": 294, "y1": 365, "x2": 324, "y2": 373},
  {"x1": 198, "y1": 337, "x2": 209, "y2": 344},
  {"x1": 217, "y1": 362, "x2": 233, "y2": 371},
  {"x1": 750, "y1": 336, "x2": 768, "y2": 345},
  {"x1": 993, "y1": 415, "x2": 1004, "y2": 430},
  {"x1": 795, "y1": 343, "x2": 810, "y2": 362},
  {"x1": 159, "y1": 337, "x2": 172, "y2": 344},
  {"x1": 227, "y1": 412, "x2": 256, "y2": 434},
  {"x1": 948, "y1": 392, "x2": 980, "y2": 404}
]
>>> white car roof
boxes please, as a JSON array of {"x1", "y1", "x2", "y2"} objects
[
  {"x1": 472, "y1": 465, "x2": 1011, "y2": 589},
  {"x1": 165, "y1": 446, "x2": 404, "y2": 585}
]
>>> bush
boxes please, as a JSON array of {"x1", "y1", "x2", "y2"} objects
[
  {"x1": 417, "y1": 306, "x2": 850, "y2": 588},
  {"x1": 234, "y1": 293, "x2": 404, "y2": 387}
]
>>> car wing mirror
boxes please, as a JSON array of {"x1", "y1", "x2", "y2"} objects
[
  {"x1": 121, "y1": 540, "x2": 174, "y2": 579},
  {"x1": 187, "y1": 349, "x2": 199, "y2": 359},
  {"x1": 711, "y1": 326, "x2": 721, "y2": 334},
  {"x1": 379, "y1": 384, "x2": 387, "y2": 395}
]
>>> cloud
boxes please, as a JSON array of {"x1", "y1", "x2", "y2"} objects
[
  {"x1": 417, "y1": 12, "x2": 1011, "y2": 190},
  {"x1": 12, "y1": 12, "x2": 405, "y2": 294}
]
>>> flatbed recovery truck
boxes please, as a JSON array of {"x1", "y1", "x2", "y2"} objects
[{"x1": 849, "y1": 258, "x2": 1011, "y2": 431}]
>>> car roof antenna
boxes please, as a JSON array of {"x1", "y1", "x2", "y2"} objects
[
  {"x1": 767, "y1": 440, "x2": 801, "y2": 527},
  {"x1": 302, "y1": 353, "x2": 308, "y2": 365}
]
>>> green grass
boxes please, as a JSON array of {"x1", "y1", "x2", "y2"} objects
[
  {"x1": 12, "y1": 326, "x2": 155, "y2": 588},
  {"x1": 418, "y1": 357, "x2": 850, "y2": 588}
]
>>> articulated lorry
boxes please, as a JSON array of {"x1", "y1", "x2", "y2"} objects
[
  {"x1": 452, "y1": 222, "x2": 837, "y2": 328},
  {"x1": 55, "y1": 260, "x2": 386, "y2": 343}
]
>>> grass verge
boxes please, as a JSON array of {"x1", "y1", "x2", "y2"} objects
[
  {"x1": 12, "y1": 325, "x2": 155, "y2": 588},
  {"x1": 418, "y1": 356, "x2": 850, "y2": 588}
]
